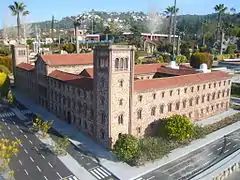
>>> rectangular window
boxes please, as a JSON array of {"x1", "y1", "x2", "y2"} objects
[
  {"x1": 177, "y1": 89, "x2": 180, "y2": 95},
  {"x1": 170, "y1": 90, "x2": 173, "y2": 96},
  {"x1": 176, "y1": 102, "x2": 180, "y2": 110},
  {"x1": 153, "y1": 93, "x2": 156, "y2": 99},
  {"x1": 151, "y1": 107, "x2": 156, "y2": 116},
  {"x1": 138, "y1": 95, "x2": 143, "y2": 102},
  {"x1": 168, "y1": 103, "x2": 172, "y2": 112},
  {"x1": 184, "y1": 88, "x2": 187, "y2": 93},
  {"x1": 191, "y1": 87, "x2": 194, "y2": 92},
  {"x1": 118, "y1": 114, "x2": 123, "y2": 124},
  {"x1": 197, "y1": 86, "x2": 200, "y2": 91},
  {"x1": 160, "y1": 105, "x2": 164, "y2": 114},
  {"x1": 162, "y1": 92, "x2": 165, "y2": 98},
  {"x1": 137, "y1": 110, "x2": 142, "y2": 119},
  {"x1": 203, "y1": 85, "x2": 206, "y2": 90},
  {"x1": 137, "y1": 127, "x2": 141, "y2": 133}
]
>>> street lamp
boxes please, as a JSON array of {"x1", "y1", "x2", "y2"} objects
[{"x1": 172, "y1": 0, "x2": 177, "y2": 61}]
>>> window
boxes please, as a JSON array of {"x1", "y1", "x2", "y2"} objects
[
  {"x1": 201, "y1": 109, "x2": 204, "y2": 114},
  {"x1": 118, "y1": 114, "x2": 123, "y2": 124},
  {"x1": 212, "y1": 92, "x2": 216, "y2": 100},
  {"x1": 153, "y1": 93, "x2": 156, "y2": 99},
  {"x1": 197, "y1": 86, "x2": 200, "y2": 91},
  {"x1": 119, "y1": 80, "x2": 123, "y2": 87},
  {"x1": 191, "y1": 87, "x2": 194, "y2": 92},
  {"x1": 101, "y1": 131, "x2": 105, "y2": 139},
  {"x1": 168, "y1": 103, "x2": 172, "y2": 112},
  {"x1": 189, "y1": 112, "x2": 192, "y2": 118},
  {"x1": 224, "y1": 81, "x2": 226, "y2": 86},
  {"x1": 219, "y1": 82, "x2": 221, "y2": 87},
  {"x1": 228, "y1": 80, "x2": 231, "y2": 85},
  {"x1": 216, "y1": 104, "x2": 219, "y2": 109},
  {"x1": 120, "y1": 58, "x2": 124, "y2": 69},
  {"x1": 160, "y1": 105, "x2": 164, "y2": 114},
  {"x1": 177, "y1": 89, "x2": 180, "y2": 95},
  {"x1": 115, "y1": 58, "x2": 119, "y2": 70},
  {"x1": 214, "y1": 83, "x2": 216, "y2": 88},
  {"x1": 221, "y1": 102, "x2": 224, "y2": 108},
  {"x1": 206, "y1": 106, "x2": 209, "y2": 113},
  {"x1": 184, "y1": 88, "x2": 187, "y2": 93},
  {"x1": 138, "y1": 95, "x2": 143, "y2": 102},
  {"x1": 202, "y1": 95, "x2": 205, "y2": 103},
  {"x1": 137, "y1": 127, "x2": 141, "y2": 133},
  {"x1": 209, "y1": 83, "x2": 211, "y2": 88},
  {"x1": 101, "y1": 112, "x2": 105, "y2": 124},
  {"x1": 137, "y1": 109, "x2": 142, "y2": 119},
  {"x1": 18, "y1": 50, "x2": 26, "y2": 56},
  {"x1": 227, "y1": 89, "x2": 230, "y2": 96},
  {"x1": 119, "y1": 99, "x2": 123, "y2": 105},
  {"x1": 162, "y1": 92, "x2": 165, "y2": 98},
  {"x1": 183, "y1": 100, "x2": 186, "y2": 108},
  {"x1": 151, "y1": 107, "x2": 156, "y2": 116},
  {"x1": 211, "y1": 105, "x2": 214, "y2": 111},
  {"x1": 189, "y1": 98, "x2": 193, "y2": 106},
  {"x1": 218, "y1": 91, "x2": 221, "y2": 99},
  {"x1": 125, "y1": 58, "x2": 128, "y2": 69},
  {"x1": 222, "y1": 90, "x2": 225, "y2": 97},
  {"x1": 207, "y1": 94, "x2": 210, "y2": 101},
  {"x1": 176, "y1": 102, "x2": 180, "y2": 110},
  {"x1": 170, "y1": 90, "x2": 173, "y2": 96},
  {"x1": 196, "y1": 97, "x2": 199, "y2": 105},
  {"x1": 203, "y1": 84, "x2": 206, "y2": 90}
]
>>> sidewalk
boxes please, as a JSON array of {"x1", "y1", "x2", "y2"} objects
[{"x1": 12, "y1": 89, "x2": 240, "y2": 180}]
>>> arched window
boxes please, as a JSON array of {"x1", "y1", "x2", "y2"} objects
[
  {"x1": 120, "y1": 58, "x2": 124, "y2": 69},
  {"x1": 115, "y1": 58, "x2": 119, "y2": 70},
  {"x1": 125, "y1": 58, "x2": 128, "y2": 69}
]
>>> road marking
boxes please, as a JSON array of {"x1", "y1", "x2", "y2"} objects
[
  {"x1": 203, "y1": 160, "x2": 211, "y2": 166},
  {"x1": 2, "y1": 133, "x2": 5, "y2": 137},
  {"x1": 217, "y1": 147, "x2": 223, "y2": 151},
  {"x1": 16, "y1": 125, "x2": 19, "y2": 129},
  {"x1": 233, "y1": 144, "x2": 238, "y2": 148},
  {"x1": 224, "y1": 149, "x2": 230, "y2": 154},
  {"x1": 35, "y1": 147, "x2": 38, "y2": 151},
  {"x1": 44, "y1": 176, "x2": 48, "y2": 180},
  {"x1": 41, "y1": 154, "x2": 45, "y2": 159},
  {"x1": 226, "y1": 142, "x2": 232, "y2": 146},
  {"x1": 4, "y1": 122, "x2": 7, "y2": 126},
  {"x1": 14, "y1": 137, "x2": 18, "y2": 140},
  {"x1": 20, "y1": 130, "x2": 23, "y2": 133},
  {"x1": 56, "y1": 172, "x2": 62, "y2": 178},
  {"x1": 14, "y1": 153, "x2": 17, "y2": 157},
  {"x1": 18, "y1": 160, "x2": 22, "y2": 165},
  {"x1": 20, "y1": 143, "x2": 23, "y2": 147},
  {"x1": 207, "y1": 152, "x2": 213, "y2": 156},
  {"x1": 11, "y1": 131, "x2": 14, "y2": 135},
  {"x1": 48, "y1": 162, "x2": 53, "y2": 168},
  {"x1": 147, "y1": 176, "x2": 155, "y2": 180},
  {"x1": 24, "y1": 169, "x2": 28, "y2": 175},
  {"x1": 36, "y1": 166, "x2": 42, "y2": 172},
  {"x1": 24, "y1": 149, "x2": 28, "y2": 154},
  {"x1": 13, "y1": 121, "x2": 15, "y2": 125},
  {"x1": 7, "y1": 126, "x2": 10, "y2": 130},
  {"x1": 29, "y1": 140, "x2": 33, "y2": 144},
  {"x1": 24, "y1": 135, "x2": 28, "y2": 139},
  {"x1": 30, "y1": 157, "x2": 34, "y2": 162}
]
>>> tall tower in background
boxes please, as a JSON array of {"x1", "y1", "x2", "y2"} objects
[{"x1": 93, "y1": 45, "x2": 135, "y2": 148}]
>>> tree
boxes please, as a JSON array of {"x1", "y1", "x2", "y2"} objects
[
  {"x1": 190, "y1": 52, "x2": 213, "y2": 69},
  {"x1": 176, "y1": 55, "x2": 187, "y2": 63},
  {"x1": 0, "y1": 138, "x2": 21, "y2": 170},
  {"x1": 129, "y1": 24, "x2": 143, "y2": 48},
  {"x1": 164, "y1": 6, "x2": 179, "y2": 44},
  {"x1": 0, "y1": 46, "x2": 10, "y2": 56},
  {"x1": 160, "y1": 115, "x2": 195, "y2": 141},
  {"x1": 113, "y1": 134, "x2": 139, "y2": 163},
  {"x1": 53, "y1": 137, "x2": 70, "y2": 156},
  {"x1": 214, "y1": 4, "x2": 228, "y2": 41},
  {"x1": 180, "y1": 43, "x2": 191, "y2": 59},
  {"x1": 8, "y1": 1, "x2": 29, "y2": 42},
  {"x1": 33, "y1": 116, "x2": 53, "y2": 138},
  {"x1": 226, "y1": 44, "x2": 237, "y2": 54},
  {"x1": 7, "y1": 91, "x2": 15, "y2": 105},
  {"x1": 0, "y1": 72, "x2": 10, "y2": 98}
]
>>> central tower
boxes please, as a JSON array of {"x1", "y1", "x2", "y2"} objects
[{"x1": 93, "y1": 45, "x2": 135, "y2": 148}]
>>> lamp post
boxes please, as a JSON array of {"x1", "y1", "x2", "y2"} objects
[{"x1": 172, "y1": 0, "x2": 177, "y2": 61}]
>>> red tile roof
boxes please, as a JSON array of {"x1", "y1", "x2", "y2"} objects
[
  {"x1": 135, "y1": 63, "x2": 166, "y2": 74},
  {"x1": 16, "y1": 63, "x2": 35, "y2": 71},
  {"x1": 40, "y1": 53, "x2": 93, "y2": 66},
  {"x1": 48, "y1": 70, "x2": 93, "y2": 90},
  {"x1": 134, "y1": 71, "x2": 231, "y2": 92},
  {"x1": 156, "y1": 66, "x2": 197, "y2": 76}
]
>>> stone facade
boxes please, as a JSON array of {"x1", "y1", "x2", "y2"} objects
[{"x1": 13, "y1": 44, "x2": 232, "y2": 149}]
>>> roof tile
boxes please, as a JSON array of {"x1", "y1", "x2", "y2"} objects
[{"x1": 16, "y1": 63, "x2": 35, "y2": 71}]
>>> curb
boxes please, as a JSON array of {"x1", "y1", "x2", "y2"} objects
[{"x1": 212, "y1": 162, "x2": 240, "y2": 180}]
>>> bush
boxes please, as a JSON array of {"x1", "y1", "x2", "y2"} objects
[
  {"x1": 0, "y1": 72, "x2": 10, "y2": 98},
  {"x1": 0, "y1": 65, "x2": 11, "y2": 75},
  {"x1": 0, "y1": 56, "x2": 12, "y2": 72},
  {"x1": 156, "y1": 56, "x2": 164, "y2": 63},
  {"x1": 226, "y1": 44, "x2": 237, "y2": 54},
  {"x1": 162, "y1": 54, "x2": 171, "y2": 62},
  {"x1": 135, "y1": 51, "x2": 148, "y2": 60},
  {"x1": 199, "y1": 46, "x2": 208, "y2": 52},
  {"x1": 176, "y1": 55, "x2": 187, "y2": 63},
  {"x1": 190, "y1": 52, "x2": 213, "y2": 69},
  {"x1": 0, "y1": 46, "x2": 10, "y2": 56},
  {"x1": 113, "y1": 134, "x2": 140, "y2": 163},
  {"x1": 160, "y1": 115, "x2": 195, "y2": 141},
  {"x1": 62, "y1": 44, "x2": 75, "y2": 53}
]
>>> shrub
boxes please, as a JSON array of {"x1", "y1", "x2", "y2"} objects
[
  {"x1": 0, "y1": 46, "x2": 10, "y2": 56},
  {"x1": 7, "y1": 90, "x2": 15, "y2": 105},
  {"x1": 199, "y1": 46, "x2": 208, "y2": 52},
  {"x1": 226, "y1": 44, "x2": 237, "y2": 54},
  {"x1": 135, "y1": 51, "x2": 148, "y2": 60},
  {"x1": 0, "y1": 56, "x2": 12, "y2": 72},
  {"x1": 113, "y1": 134, "x2": 140, "y2": 163},
  {"x1": 190, "y1": 52, "x2": 213, "y2": 69},
  {"x1": 156, "y1": 56, "x2": 164, "y2": 63},
  {"x1": 162, "y1": 54, "x2": 171, "y2": 62},
  {"x1": 193, "y1": 125, "x2": 207, "y2": 139},
  {"x1": 160, "y1": 115, "x2": 195, "y2": 141},
  {"x1": 176, "y1": 55, "x2": 187, "y2": 63},
  {"x1": 62, "y1": 44, "x2": 75, "y2": 53},
  {"x1": 0, "y1": 65, "x2": 11, "y2": 75},
  {"x1": 0, "y1": 72, "x2": 10, "y2": 98}
]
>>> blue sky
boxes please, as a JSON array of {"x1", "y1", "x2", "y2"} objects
[{"x1": 1, "y1": 0, "x2": 239, "y2": 28}]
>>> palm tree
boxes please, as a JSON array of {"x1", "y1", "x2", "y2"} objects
[
  {"x1": 214, "y1": 4, "x2": 228, "y2": 40},
  {"x1": 8, "y1": 1, "x2": 29, "y2": 42},
  {"x1": 164, "y1": 5, "x2": 179, "y2": 44}
]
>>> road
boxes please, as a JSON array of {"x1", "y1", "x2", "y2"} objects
[
  {"x1": 12, "y1": 100, "x2": 119, "y2": 180},
  {"x1": 135, "y1": 130, "x2": 240, "y2": 180},
  {"x1": 0, "y1": 106, "x2": 79, "y2": 180}
]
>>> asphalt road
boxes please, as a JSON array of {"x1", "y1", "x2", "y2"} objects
[
  {"x1": 0, "y1": 106, "x2": 78, "y2": 180},
  {"x1": 135, "y1": 130, "x2": 240, "y2": 180},
  {"x1": 10, "y1": 101, "x2": 119, "y2": 180}
]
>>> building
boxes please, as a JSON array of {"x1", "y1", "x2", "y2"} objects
[{"x1": 13, "y1": 44, "x2": 232, "y2": 148}]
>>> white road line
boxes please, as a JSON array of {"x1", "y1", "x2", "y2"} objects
[
  {"x1": 202, "y1": 160, "x2": 211, "y2": 166},
  {"x1": 29, "y1": 140, "x2": 33, "y2": 144},
  {"x1": 35, "y1": 147, "x2": 38, "y2": 151},
  {"x1": 224, "y1": 149, "x2": 230, "y2": 154},
  {"x1": 14, "y1": 153, "x2": 17, "y2": 157},
  {"x1": 20, "y1": 130, "x2": 23, "y2": 133},
  {"x1": 18, "y1": 160, "x2": 22, "y2": 166},
  {"x1": 56, "y1": 172, "x2": 62, "y2": 179},
  {"x1": 207, "y1": 152, "x2": 213, "y2": 156},
  {"x1": 24, "y1": 169, "x2": 28, "y2": 175},
  {"x1": 20, "y1": 143, "x2": 23, "y2": 147},
  {"x1": 48, "y1": 162, "x2": 53, "y2": 168},
  {"x1": 13, "y1": 121, "x2": 15, "y2": 124},
  {"x1": 7, "y1": 126, "x2": 10, "y2": 130},
  {"x1": 36, "y1": 166, "x2": 42, "y2": 172},
  {"x1": 30, "y1": 157, "x2": 34, "y2": 162},
  {"x1": 233, "y1": 144, "x2": 238, "y2": 148},
  {"x1": 41, "y1": 154, "x2": 45, "y2": 159},
  {"x1": 16, "y1": 125, "x2": 19, "y2": 129},
  {"x1": 4, "y1": 122, "x2": 7, "y2": 126},
  {"x1": 14, "y1": 137, "x2": 18, "y2": 140},
  {"x1": 44, "y1": 176, "x2": 48, "y2": 180},
  {"x1": 226, "y1": 142, "x2": 232, "y2": 146},
  {"x1": 217, "y1": 147, "x2": 223, "y2": 151},
  {"x1": 91, "y1": 169, "x2": 102, "y2": 179},
  {"x1": 24, "y1": 149, "x2": 28, "y2": 154},
  {"x1": 24, "y1": 135, "x2": 28, "y2": 139},
  {"x1": 93, "y1": 169, "x2": 105, "y2": 179},
  {"x1": 11, "y1": 131, "x2": 14, "y2": 135},
  {"x1": 147, "y1": 176, "x2": 155, "y2": 180},
  {"x1": 98, "y1": 167, "x2": 111, "y2": 176}
]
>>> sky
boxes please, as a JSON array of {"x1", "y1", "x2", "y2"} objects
[{"x1": 0, "y1": 0, "x2": 239, "y2": 28}]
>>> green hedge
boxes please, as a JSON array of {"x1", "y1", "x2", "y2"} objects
[
  {"x1": 0, "y1": 56, "x2": 12, "y2": 72},
  {"x1": 190, "y1": 52, "x2": 213, "y2": 69}
]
